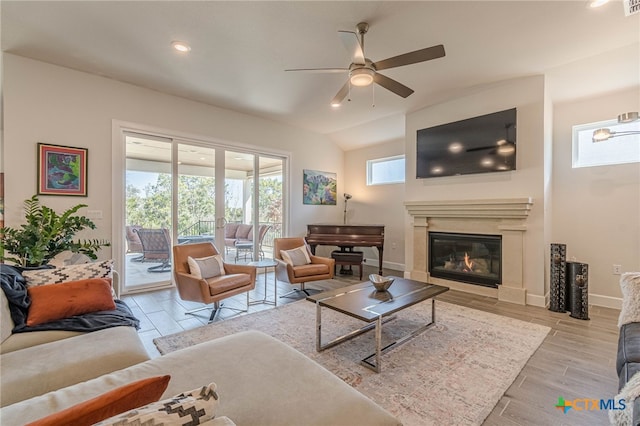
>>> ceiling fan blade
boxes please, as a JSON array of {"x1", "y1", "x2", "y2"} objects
[
  {"x1": 374, "y1": 44, "x2": 445, "y2": 71},
  {"x1": 466, "y1": 146, "x2": 495, "y2": 152},
  {"x1": 331, "y1": 81, "x2": 350, "y2": 105},
  {"x1": 285, "y1": 68, "x2": 348, "y2": 73},
  {"x1": 338, "y1": 30, "x2": 365, "y2": 65},
  {"x1": 373, "y1": 73, "x2": 414, "y2": 98}
]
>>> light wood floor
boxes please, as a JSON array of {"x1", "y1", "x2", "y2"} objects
[{"x1": 121, "y1": 264, "x2": 620, "y2": 426}]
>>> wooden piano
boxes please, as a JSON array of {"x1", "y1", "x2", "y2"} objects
[{"x1": 306, "y1": 224, "x2": 385, "y2": 275}]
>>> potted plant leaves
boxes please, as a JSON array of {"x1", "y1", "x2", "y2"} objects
[{"x1": 0, "y1": 195, "x2": 110, "y2": 267}]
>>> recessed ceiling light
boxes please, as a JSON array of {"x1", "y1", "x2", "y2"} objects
[
  {"x1": 589, "y1": 0, "x2": 609, "y2": 8},
  {"x1": 330, "y1": 102, "x2": 341, "y2": 108},
  {"x1": 171, "y1": 41, "x2": 191, "y2": 53}
]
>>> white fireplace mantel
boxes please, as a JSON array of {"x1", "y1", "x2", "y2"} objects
[
  {"x1": 405, "y1": 198, "x2": 534, "y2": 305},
  {"x1": 405, "y1": 198, "x2": 533, "y2": 219}
]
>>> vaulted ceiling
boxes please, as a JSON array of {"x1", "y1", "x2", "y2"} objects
[{"x1": 2, "y1": 1, "x2": 638, "y2": 150}]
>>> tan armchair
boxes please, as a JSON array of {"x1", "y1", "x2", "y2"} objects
[
  {"x1": 173, "y1": 242, "x2": 256, "y2": 322},
  {"x1": 274, "y1": 237, "x2": 335, "y2": 298}
]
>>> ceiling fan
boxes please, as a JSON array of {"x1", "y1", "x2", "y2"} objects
[{"x1": 285, "y1": 22, "x2": 445, "y2": 106}]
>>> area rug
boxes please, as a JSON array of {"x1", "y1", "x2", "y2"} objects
[{"x1": 154, "y1": 299, "x2": 550, "y2": 425}]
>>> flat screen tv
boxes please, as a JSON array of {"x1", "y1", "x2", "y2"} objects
[{"x1": 416, "y1": 108, "x2": 517, "y2": 179}]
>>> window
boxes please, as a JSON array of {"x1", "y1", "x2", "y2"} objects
[
  {"x1": 367, "y1": 155, "x2": 405, "y2": 185},
  {"x1": 572, "y1": 119, "x2": 640, "y2": 168}
]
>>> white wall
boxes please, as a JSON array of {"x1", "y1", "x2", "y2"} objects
[
  {"x1": 552, "y1": 88, "x2": 640, "y2": 307},
  {"x1": 404, "y1": 76, "x2": 548, "y2": 303},
  {"x1": 344, "y1": 139, "x2": 406, "y2": 270},
  {"x1": 3, "y1": 54, "x2": 343, "y2": 259}
]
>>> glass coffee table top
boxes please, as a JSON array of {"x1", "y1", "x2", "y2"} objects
[{"x1": 306, "y1": 277, "x2": 449, "y2": 322}]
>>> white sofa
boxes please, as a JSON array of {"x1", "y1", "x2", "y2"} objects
[
  {"x1": 0, "y1": 289, "x2": 150, "y2": 407},
  {"x1": 0, "y1": 291, "x2": 400, "y2": 425}
]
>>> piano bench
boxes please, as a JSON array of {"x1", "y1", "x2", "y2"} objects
[{"x1": 331, "y1": 251, "x2": 364, "y2": 281}]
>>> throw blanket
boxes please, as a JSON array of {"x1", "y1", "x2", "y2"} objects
[{"x1": 0, "y1": 265, "x2": 140, "y2": 333}]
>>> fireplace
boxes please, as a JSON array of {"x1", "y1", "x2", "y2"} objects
[
  {"x1": 405, "y1": 198, "x2": 533, "y2": 305},
  {"x1": 429, "y1": 232, "x2": 501, "y2": 288}
]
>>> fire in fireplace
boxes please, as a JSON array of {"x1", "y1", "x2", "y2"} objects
[{"x1": 429, "y1": 232, "x2": 501, "y2": 288}]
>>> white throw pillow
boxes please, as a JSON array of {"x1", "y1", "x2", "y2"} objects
[
  {"x1": 280, "y1": 246, "x2": 311, "y2": 266},
  {"x1": 619, "y1": 272, "x2": 640, "y2": 327},
  {"x1": 188, "y1": 255, "x2": 226, "y2": 279},
  {"x1": 95, "y1": 382, "x2": 220, "y2": 426}
]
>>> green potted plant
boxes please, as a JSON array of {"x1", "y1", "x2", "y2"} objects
[{"x1": 0, "y1": 195, "x2": 110, "y2": 267}]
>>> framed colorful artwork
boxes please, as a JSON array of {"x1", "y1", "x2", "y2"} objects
[
  {"x1": 37, "y1": 143, "x2": 88, "y2": 196},
  {"x1": 303, "y1": 169, "x2": 337, "y2": 205}
]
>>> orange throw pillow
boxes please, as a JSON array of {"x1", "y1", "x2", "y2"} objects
[
  {"x1": 26, "y1": 375, "x2": 171, "y2": 426},
  {"x1": 26, "y1": 278, "x2": 116, "y2": 326}
]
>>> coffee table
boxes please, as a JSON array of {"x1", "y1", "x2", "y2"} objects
[{"x1": 306, "y1": 277, "x2": 449, "y2": 373}]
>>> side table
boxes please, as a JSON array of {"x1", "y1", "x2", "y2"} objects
[{"x1": 248, "y1": 259, "x2": 278, "y2": 306}]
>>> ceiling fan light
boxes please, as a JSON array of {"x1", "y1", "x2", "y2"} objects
[
  {"x1": 330, "y1": 101, "x2": 341, "y2": 108},
  {"x1": 592, "y1": 128, "x2": 612, "y2": 142},
  {"x1": 589, "y1": 0, "x2": 609, "y2": 7},
  {"x1": 618, "y1": 112, "x2": 639, "y2": 123},
  {"x1": 350, "y1": 68, "x2": 374, "y2": 87}
]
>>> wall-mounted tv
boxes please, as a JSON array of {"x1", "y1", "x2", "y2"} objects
[{"x1": 416, "y1": 108, "x2": 517, "y2": 179}]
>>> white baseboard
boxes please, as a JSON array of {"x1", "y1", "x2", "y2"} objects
[
  {"x1": 363, "y1": 258, "x2": 405, "y2": 273},
  {"x1": 538, "y1": 291, "x2": 621, "y2": 309},
  {"x1": 589, "y1": 293, "x2": 622, "y2": 309},
  {"x1": 526, "y1": 293, "x2": 547, "y2": 308}
]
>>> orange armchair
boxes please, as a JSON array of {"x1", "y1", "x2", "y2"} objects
[
  {"x1": 173, "y1": 242, "x2": 256, "y2": 322},
  {"x1": 274, "y1": 237, "x2": 335, "y2": 298}
]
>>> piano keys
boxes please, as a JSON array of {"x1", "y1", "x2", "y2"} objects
[{"x1": 306, "y1": 224, "x2": 385, "y2": 275}]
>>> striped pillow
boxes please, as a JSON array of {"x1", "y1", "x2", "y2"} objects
[
  {"x1": 22, "y1": 260, "x2": 113, "y2": 287},
  {"x1": 281, "y1": 246, "x2": 311, "y2": 266},
  {"x1": 188, "y1": 255, "x2": 226, "y2": 279},
  {"x1": 95, "y1": 383, "x2": 219, "y2": 426}
]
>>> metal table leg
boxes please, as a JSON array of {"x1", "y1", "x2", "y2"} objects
[{"x1": 361, "y1": 299, "x2": 438, "y2": 373}]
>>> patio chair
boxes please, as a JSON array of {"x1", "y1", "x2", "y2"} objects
[
  {"x1": 234, "y1": 224, "x2": 272, "y2": 261},
  {"x1": 274, "y1": 237, "x2": 334, "y2": 298},
  {"x1": 135, "y1": 228, "x2": 172, "y2": 272},
  {"x1": 173, "y1": 242, "x2": 256, "y2": 322},
  {"x1": 125, "y1": 225, "x2": 144, "y2": 261}
]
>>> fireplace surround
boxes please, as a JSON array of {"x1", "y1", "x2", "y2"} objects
[{"x1": 405, "y1": 198, "x2": 533, "y2": 304}]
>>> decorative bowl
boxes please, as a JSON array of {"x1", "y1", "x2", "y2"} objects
[{"x1": 369, "y1": 274, "x2": 395, "y2": 292}]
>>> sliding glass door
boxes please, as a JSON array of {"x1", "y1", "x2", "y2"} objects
[
  {"x1": 177, "y1": 144, "x2": 216, "y2": 246},
  {"x1": 121, "y1": 130, "x2": 286, "y2": 293},
  {"x1": 124, "y1": 134, "x2": 173, "y2": 289}
]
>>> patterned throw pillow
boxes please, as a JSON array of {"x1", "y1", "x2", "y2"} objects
[
  {"x1": 22, "y1": 260, "x2": 114, "y2": 287},
  {"x1": 188, "y1": 255, "x2": 226, "y2": 279},
  {"x1": 95, "y1": 382, "x2": 220, "y2": 426},
  {"x1": 281, "y1": 246, "x2": 311, "y2": 266}
]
